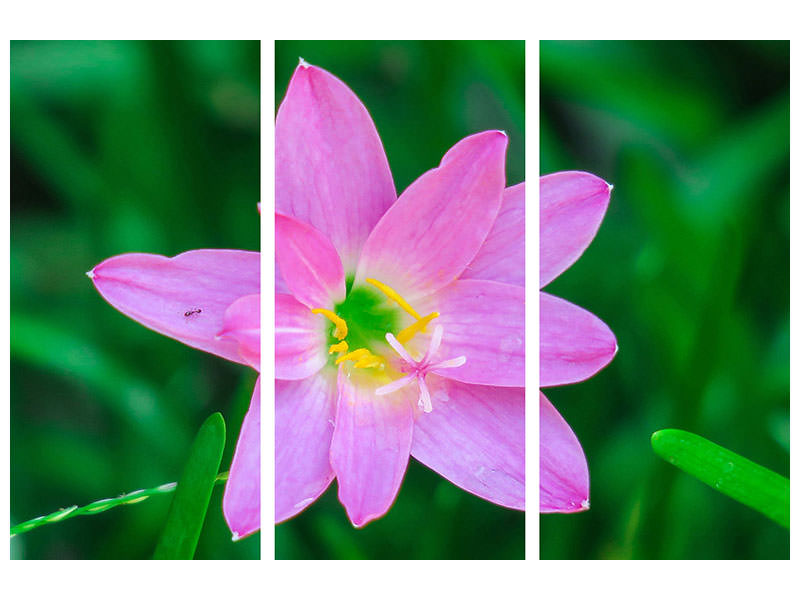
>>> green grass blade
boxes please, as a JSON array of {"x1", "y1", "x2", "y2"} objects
[
  {"x1": 10, "y1": 473, "x2": 228, "y2": 537},
  {"x1": 651, "y1": 429, "x2": 789, "y2": 528},
  {"x1": 153, "y1": 413, "x2": 226, "y2": 559}
]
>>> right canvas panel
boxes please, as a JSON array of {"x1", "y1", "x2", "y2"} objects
[{"x1": 540, "y1": 40, "x2": 789, "y2": 559}]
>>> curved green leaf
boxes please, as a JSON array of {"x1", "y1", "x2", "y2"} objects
[
  {"x1": 153, "y1": 412, "x2": 226, "y2": 559},
  {"x1": 651, "y1": 429, "x2": 789, "y2": 528}
]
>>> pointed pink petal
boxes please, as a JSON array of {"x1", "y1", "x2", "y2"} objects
[
  {"x1": 540, "y1": 171, "x2": 612, "y2": 288},
  {"x1": 276, "y1": 62, "x2": 396, "y2": 272},
  {"x1": 540, "y1": 291, "x2": 617, "y2": 387},
  {"x1": 223, "y1": 377, "x2": 260, "y2": 539},
  {"x1": 411, "y1": 378, "x2": 524, "y2": 509},
  {"x1": 275, "y1": 373, "x2": 337, "y2": 522},
  {"x1": 88, "y1": 250, "x2": 259, "y2": 366},
  {"x1": 540, "y1": 392, "x2": 589, "y2": 513},
  {"x1": 275, "y1": 213, "x2": 346, "y2": 309},
  {"x1": 330, "y1": 369, "x2": 414, "y2": 527},
  {"x1": 355, "y1": 131, "x2": 507, "y2": 301},
  {"x1": 275, "y1": 293, "x2": 327, "y2": 380},
  {"x1": 218, "y1": 294, "x2": 260, "y2": 372},
  {"x1": 417, "y1": 279, "x2": 524, "y2": 387},
  {"x1": 464, "y1": 182, "x2": 525, "y2": 286}
]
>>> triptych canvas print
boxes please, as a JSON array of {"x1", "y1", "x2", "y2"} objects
[{"x1": 9, "y1": 40, "x2": 789, "y2": 561}]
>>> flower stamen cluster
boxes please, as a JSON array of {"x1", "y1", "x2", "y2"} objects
[
  {"x1": 376, "y1": 325, "x2": 466, "y2": 412},
  {"x1": 311, "y1": 277, "x2": 440, "y2": 373}
]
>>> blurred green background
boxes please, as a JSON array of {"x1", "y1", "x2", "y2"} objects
[
  {"x1": 540, "y1": 41, "x2": 788, "y2": 559},
  {"x1": 11, "y1": 40, "x2": 260, "y2": 559},
  {"x1": 275, "y1": 40, "x2": 525, "y2": 559}
]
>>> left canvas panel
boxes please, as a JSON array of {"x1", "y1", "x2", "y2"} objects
[{"x1": 10, "y1": 40, "x2": 261, "y2": 559}]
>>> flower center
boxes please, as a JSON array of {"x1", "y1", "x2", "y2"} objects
[
  {"x1": 311, "y1": 277, "x2": 439, "y2": 371},
  {"x1": 375, "y1": 325, "x2": 466, "y2": 413}
]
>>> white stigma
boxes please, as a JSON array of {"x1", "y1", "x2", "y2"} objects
[{"x1": 375, "y1": 325, "x2": 466, "y2": 413}]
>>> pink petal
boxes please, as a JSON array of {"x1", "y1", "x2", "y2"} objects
[
  {"x1": 540, "y1": 392, "x2": 589, "y2": 513},
  {"x1": 88, "y1": 250, "x2": 259, "y2": 366},
  {"x1": 276, "y1": 373, "x2": 337, "y2": 522},
  {"x1": 275, "y1": 212, "x2": 346, "y2": 309},
  {"x1": 223, "y1": 377, "x2": 260, "y2": 539},
  {"x1": 330, "y1": 369, "x2": 414, "y2": 527},
  {"x1": 540, "y1": 171, "x2": 612, "y2": 288},
  {"x1": 276, "y1": 61, "x2": 396, "y2": 273},
  {"x1": 275, "y1": 293, "x2": 327, "y2": 380},
  {"x1": 275, "y1": 266, "x2": 289, "y2": 295},
  {"x1": 218, "y1": 294, "x2": 260, "y2": 371},
  {"x1": 355, "y1": 131, "x2": 507, "y2": 301},
  {"x1": 463, "y1": 182, "x2": 525, "y2": 286},
  {"x1": 411, "y1": 378, "x2": 524, "y2": 509},
  {"x1": 417, "y1": 279, "x2": 524, "y2": 387},
  {"x1": 540, "y1": 292, "x2": 617, "y2": 387}
]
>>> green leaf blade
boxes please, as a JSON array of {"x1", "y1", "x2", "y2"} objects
[
  {"x1": 651, "y1": 429, "x2": 789, "y2": 529},
  {"x1": 153, "y1": 412, "x2": 226, "y2": 559}
]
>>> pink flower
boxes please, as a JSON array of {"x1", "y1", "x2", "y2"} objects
[
  {"x1": 276, "y1": 60, "x2": 525, "y2": 527},
  {"x1": 539, "y1": 171, "x2": 617, "y2": 513},
  {"x1": 88, "y1": 248, "x2": 260, "y2": 540}
]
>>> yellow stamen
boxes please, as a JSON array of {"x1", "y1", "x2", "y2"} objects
[
  {"x1": 366, "y1": 278, "x2": 422, "y2": 320},
  {"x1": 354, "y1": 355, "x2": 385, "y2": 369},
  {"x1": 336, "y1": 347, "x2": 384, "y2": 369},
  {"x1": 328, "y1": 340, "x2": 349, "y2": 354},
  {"x1": 311, "y1": 308, "x2": 348, "y2": 339},
  {"x1": 335, "y1": 348, "x2": 371, "y2": 365},
  {"x1": 397, "y1": 312, "x2": 440, "y2": 344}
]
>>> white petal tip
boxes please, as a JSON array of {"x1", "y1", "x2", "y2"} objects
[
  {"x1": 607, "y1": 182, "x2": 614, "y2": 193},
  {"x1": 581, "y1": 499, "x2": 590, "y2": 510},
  {"x1": 298, "y1": 57, "x2": 311, "y2": 69},
  {"x1": 231, "y1": 532, "x2": 241, "y2": 542},
  {"x1": 85, "y1": 269, "x2": 95, "y2": 279}
]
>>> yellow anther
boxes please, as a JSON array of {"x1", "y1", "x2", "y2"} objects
[
  {"x1": 328, "y1": 340, "x2": 349, "y2": 355},
  {"x1": 335, "y1": 348, "x2": 371, "y2": 365},
  {"x1": 336, "y1": 347, "x2": 384, "y2": 369},
  {"x1": 366, "y1": 278, "x2": 422, "y2": 320},
  {"x1": 397, "y1": 312, "x2": 440, "y2": 344},
  {"x1": 311, "y1": 308, "x2": 348, "y2": 339},
  {"x1": 354, "y1": 355, "x2": 385, "y2": 369}
]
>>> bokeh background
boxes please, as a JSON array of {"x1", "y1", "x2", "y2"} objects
[
  {"x1": 11, "y1": 40, "x2": 260, "y2": 559},
  {"x1": 540, "y1": 41, "x2": 788, "y2": 559},
  {"x1": 275, "y1": 40, "x2": 525, "y2": 559}
]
